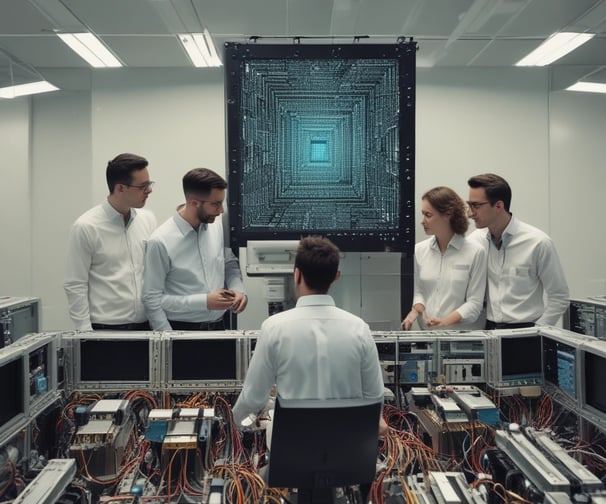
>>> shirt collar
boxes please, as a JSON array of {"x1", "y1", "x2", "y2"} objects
[
  {"x1": 429, "y1": 233, "x2": 464, "y2": 251},
  {"x1": 500, "y1": 214, "x2": 518, "y2": 248},
  {"x1": 173, "y1": 212, "x2": 197, "y2": 236},
  {"x1": 102, "y1": 198, "x2": 134, "y2": 225},
  {"x1": 173, "y1": 212, "x2": 211, "y2": 237},
  {"x1": 296, "y1": 294, "x2": 336, "y2": 308}
]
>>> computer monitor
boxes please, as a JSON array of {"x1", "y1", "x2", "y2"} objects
[
  {"x1": 17, "y1": 332, "x2": 59, "y2": 410},
  {"x1": 595, "y1": 304, "x2": 606, "y2": 340},
  {"x1": 0, "y1": 351, "x2": 26, "y2": 432},
  {"x1": 580, "y1": 340, "x2": 606, "y2": 424},
  {"x1": 267, "y1": 397, "x2": 382, "y2": 503},
  {"x1": 64, "y1": 333, "x2": 160, "y2": 391},
  {"x1": 542, "y1": 333, "x2": 579, "y2": 400},
  {"x1": 485, "y1": 329, "x2": 543, "y2": 389},
  {"x1": 501, "y1": 333, "x2": 542, "y2": 383},
  {"x1": 81, "y1": 338, "x2": 149, "y2": 381},
  {"x1": 565, "y1": 299, "x2": 596, "y2": 336},
  {"x1": 166, "y1": 332, "x2": 243, "y2": 390}
]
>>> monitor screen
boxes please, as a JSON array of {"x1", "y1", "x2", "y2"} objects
[
  {"x1": 567, "y1": 301, "x2": 596, "y2": 336},
  {"x1": 501, "y1": 335, "x2": 542, "y2": 380},
  {"x1": 171, "y1": 339, "x2": 237, "y2": 381},
  {"x1": 584, "y1": 351, "x2": 606, "y2": 414},
  {"x1": 224, "y1": 41, "x2": 416, "y2": 253},
  {"x1": 595, "y1": 305, "x2": 606, "y2": 340},
  {"x1": 542, "y1": 336, "x2": 576, "y2": 397},
  {"x1": 0, "y1": 356, "x2": 25, "y2": 428},
  {"x1": 80, "y1": 339, "x2": 150, "y2": 382},
  {"x1": 29, "y1": 343, "x2": 51, "y2": 400},
  {"x1": 375, "y1": 341, "x2": 397, "y2": 362}
]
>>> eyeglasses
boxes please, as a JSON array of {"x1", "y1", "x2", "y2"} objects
[
  {"x1": 466, "y1": 201, "x2": 491, "y2": 210},
  {"x1": 196, "y1": 199, "x2": 224, "y2": 210},
  {"x1": 125, "y1": 181, "x2": 155, "y2": 191}
]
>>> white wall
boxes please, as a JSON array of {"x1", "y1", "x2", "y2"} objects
[
  {"x1": 30, "y1": 91, "x2": 92, "y2": 330},
  {"x1": 90, "y1": 68, "x2": 225, "y2": 224},
  {"x1": 0, "y1": 99, "x2": 31, "y2": 297},
  {"x1": 549, "y1": 84, "x2": 606, "y2": 297},
  {"x1": 0, "y1": 65, "x2": 602, "y2": 330},
  {"x1": 416, "y1": 68, "x2": 550, "y2": 233}
]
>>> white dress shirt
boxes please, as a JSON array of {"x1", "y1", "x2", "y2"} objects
[
  {"x1": 413, "y1": 234, "x2": 487, "y2": 330},
  {"x1": 232, "y1": 294, "x2": 384, "y2": 426},
  {"x1": 469, "y1": 216, "x2": 569, "y2": 325},
  {"x1": 143, "y1": 213, "x2": 245, "y2": 330},
  {"x1": 64, "y1": 199, "x2": 157, "y2": 331}
]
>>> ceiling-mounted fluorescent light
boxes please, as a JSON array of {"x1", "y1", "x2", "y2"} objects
[
  {"x1": 515, "y1": 32, "x2": 594, "y2": 67},
  {"x1": 57, "y1": 33, "x2": 122, "y2": 68},
  {"x1": 0, "y1": 80, "x2": 59, "y2": 99},
  {"x1": 566, "y1": 82, "x2": 606, "y2": 94},
  {"x1": 179, "y1": 29, "x2": 222, "y2": 68}
]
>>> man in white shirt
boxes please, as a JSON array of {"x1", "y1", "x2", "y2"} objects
[
  {"x1": 467, "y1": 173, "x2": 569, "y2": 328},
  {"x1": 143, "y1": 168, "x2": 247, "y2": 331},
  {"x1": 232, "y1": 236, "x2": 384, "y2": 430},
  {"x1": 64, "y1": 153, "x2": 157, "y2": 331}
]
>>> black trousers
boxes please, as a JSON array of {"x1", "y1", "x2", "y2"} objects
[
  {"x1": 485, "y1": 320, "x2": 535, "y2": 330},
  {"x1": 168, "y1": 319, "x2": 225, "y2": 331},
  {"x1": 92, "y1": 322, "x2": 150, "y2": 331}
]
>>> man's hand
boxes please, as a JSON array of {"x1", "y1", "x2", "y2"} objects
[
  {"x1": 207, "y1": 289, "x2": 248, "y2": 313},
  {"x1": 229, "y1": 290, "x2": 248, "y2": 314}
]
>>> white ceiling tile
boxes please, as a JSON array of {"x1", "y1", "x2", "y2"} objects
[{"x1": 0, "y1": 0, "x2": 604, "y2": 82}]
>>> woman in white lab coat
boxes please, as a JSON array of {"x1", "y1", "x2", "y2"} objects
[{"x1": 402, "y1": 186, "x2": 487, "y2": 330}]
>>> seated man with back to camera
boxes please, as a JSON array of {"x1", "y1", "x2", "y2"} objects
[{"x1": 232, "y1": 236, "x2": 386, "y2": 441}]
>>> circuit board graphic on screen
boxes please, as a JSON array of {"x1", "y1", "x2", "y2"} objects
[{"x1": 225, "y1": 41, "x2": 416, "y2": 252}]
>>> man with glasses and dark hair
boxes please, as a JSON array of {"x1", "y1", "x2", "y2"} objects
[
  {"x1": 143, "y1": 168, "x2": 247, "y2": 331},
  {"x1": 467, "y1": 173, "x2": 569, "y2": 329},
  {"x1": 64, "y1": 153, "x2": 157, "y2": 331}
]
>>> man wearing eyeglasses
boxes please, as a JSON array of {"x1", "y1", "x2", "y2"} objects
[
  {"x1": 64, "y1": 153, "x2": 157, "y2": 331},
  {"x1": 143, "y1": 168, "x2": 247, "y2": 331},
  {"x1": 467, "y1": 173, "x2": 569, "y2": 329}
]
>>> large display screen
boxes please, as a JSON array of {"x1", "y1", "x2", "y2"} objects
[{"x1": 225, "y1": 41, "x2": 416, "y2": 253}]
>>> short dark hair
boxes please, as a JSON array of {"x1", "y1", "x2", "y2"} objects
[
  {"x1": 106, "y1": 153, "x2": 148, "y2": 193},
  {"x1": 468, "y1": 173, "x2": 512, "y2": 212},
  {"x1": 422, "y1": 186, "x2": 468, "y2": 235},
  {"x1": 294, "y1": 236, "x2": 340, "y2": 293},
  {"x1": 183, "y1": 168, "x2": 227, "y2": 198}
]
